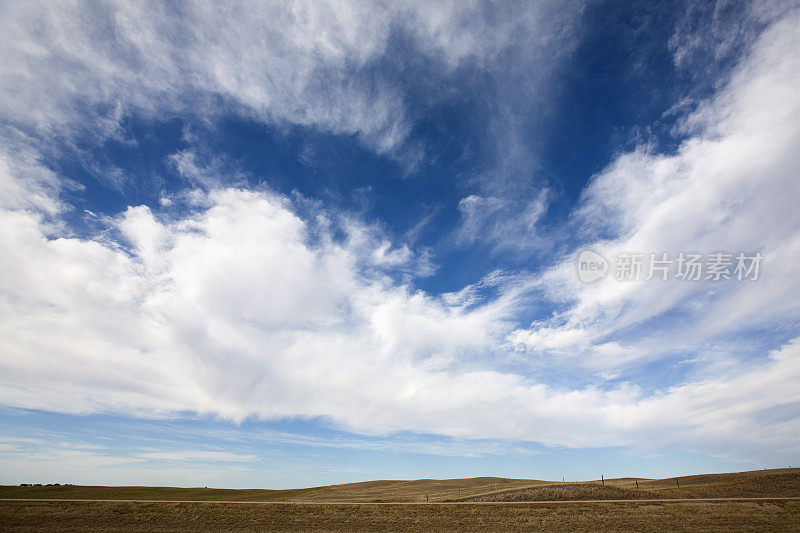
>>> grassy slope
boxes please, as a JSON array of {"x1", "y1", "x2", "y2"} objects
[
  {"x1": 459, "y1": 469, "x2": 800, "y2": 502},
  {"x1": 456, "y1": 483, "x2": 661, "y2": 502},
  {"x1": 1, "y1": 469, "x2": 799, "y2": 503},
  {"x1": 0, "y1": 477, "x2": 549, "y2": 503}
]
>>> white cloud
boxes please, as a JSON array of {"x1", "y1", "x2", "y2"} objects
[
  {"x1": 511, "y1": 7, "x2": 800, "y2": 371},
  {"x1": 2, "y1": 150, "x2": 800, "y2": 461},
  {"x1": 0, "y1": 165, "x2": 531, "y2": 428},
  {"x1": 0, "y1": 438, "x2": 264, "y2": 485},
  {"x1": 455, "y1": 189, "x2": 550, "y2": 251},
  {"x1": 136, "y1": 450, "x2": 257, "y2": 463},
  {"x1": 0, "y1": 0, "x2": 580, "y2": 159},
  {"x1": 0, "y1": 1, "x2": 799, "y2": 466},
  {"x1": 252, "y1": 428, "x2": 543, "y2": 458},
  {"x1": 668, "y1": 0, "x2": 792, "y2": 74}
]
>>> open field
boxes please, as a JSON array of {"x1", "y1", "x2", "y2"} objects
[
  {"x1": 2, "y1": 469, "x2": 800, "y2": 531},
  {"x1": 2, "y1": 500, "x2": 800, "y2": 532}
]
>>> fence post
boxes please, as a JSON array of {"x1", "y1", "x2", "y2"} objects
[
  {"x1": 675, "y1": 477, "x2": 680, "y2": 487},
  {"x1": 601, "y1": 475, "x2": 604, "y2": 485},
  {"x1": 635, "y1": 480, "x2": 639, "y2": 489}
]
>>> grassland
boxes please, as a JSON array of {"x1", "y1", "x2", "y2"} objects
[
  {"x1": 2, "y1": 469, "x2": 800, "y2": 531},
  {"x1": 3, "y1": 468, "x2": 799, "y2": 503},
  {"x1": 2, "y1": 500, "x2": 799, "y2": 532},
  {"x1": 0, "y1": 476, "x2": 540, "y2": 503},
  {"x1": 456, "y1": 468, "x2": 800, "y2": 502}
]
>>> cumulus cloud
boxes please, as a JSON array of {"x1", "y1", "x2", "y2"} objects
[
  {"x1": 1, "y1": 142, "x2": 800, "y2": 463},
  {"x1": 0, "y1": 159, "x2": 530, "y2": 427},
  {"x1": 1, "y1": 0, "x2": 799, "y2": 466}
]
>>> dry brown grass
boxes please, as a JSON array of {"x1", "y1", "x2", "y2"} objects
[
  {"x1": 0, "y1": 477, "x2": 550, "y2": 503},
  {"x1": 2, "y1": 500, "x2": 800, "y2": 532},
  {"x1": 5, "y1": 468, "x2": 798, "y2": 503},
  {"x1": 295, "y1": 477, "x2": 552, "y2": 502},
  {"x1": 455, "y1": 483, "x2": 661, "y2": 502},
  {"x1": 455, "y1": 469, "x2": 800, "y2": 502},
  {"x1": 0, "y1": 485, "x2": 305, "y2": 503},
  {"x1": 607, "y1": 468, "x2": 800, "y2": 499}
]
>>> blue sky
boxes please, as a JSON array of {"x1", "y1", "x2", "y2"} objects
[{"x1": 1, "y1": 0, "x2": 799, "y2": 488}]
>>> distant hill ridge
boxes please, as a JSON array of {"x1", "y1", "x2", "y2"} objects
[{"x1": 2, "y1": 468, "x2": 799, "y2": 502}]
